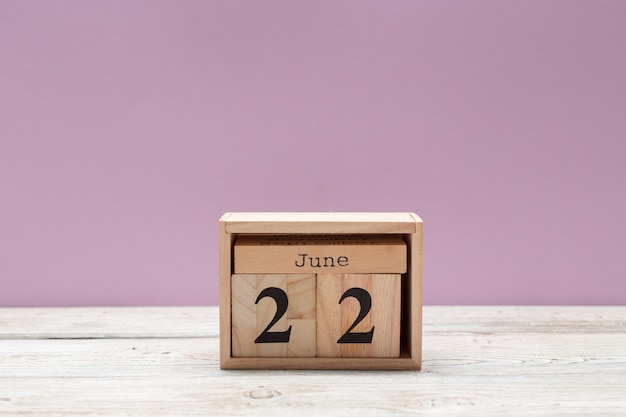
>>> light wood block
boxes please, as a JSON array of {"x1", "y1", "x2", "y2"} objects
[
  {"x1": 224, "y1": 212, "x2": 417, "y2": 234},
  {"x1": 317, "y1": 273, "x2": 401, "y2": 358},
  {"x1": 286, "y1": 319, "x2": 316, "y2": 357},
  {"x1": 234, "y1": 235, "x2": 406, "y2": 274},
  {"x1": 219, "y1": 212, "x2": 423, "y2": 370},
  {"x1": 231, "y1": 274, "x2": 316, "y2": 358},
  {"x1": 287, "y1": 274, "x2": 316, "y2": 320}
]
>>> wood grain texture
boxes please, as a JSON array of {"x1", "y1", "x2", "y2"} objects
[
  {"x1": 219, "y1": 212, "x2": 422, "y2": 369},
  {"x1": 231, "y1": 274, "x2": 316, "y2": 357},
  {"x1": 234, "y1": 235, "x2": 406, "y2": 274},
  {"x1": 224, "y1": 212, "x2": 419, "y2": 234},
  {"x1": 317, "y1": 274, "x2": 401, "y2": 357},
  {"x1": 0, "y1": 306, "x2": 215, "y2": 339},
  {"x1": 219, "y1": 214, "x2": 235, "y2": 366},
  {"x1": 1, "y1": 306, "x2": 625, "y2": 416},
  {"x1": 407, "y1": 221, "x2": 423, "y2": 368},
  {"x1": 287, "y1": 275, "x2": 316, "y2": 320}
]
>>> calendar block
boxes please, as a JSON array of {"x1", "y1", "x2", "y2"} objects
[
  {"x1": 231, "y1": 274, "x2": 316, "y2": 357},
  {"x1": 316, "y1": 274, "x2": 401, "y2": 358},
  {"x1": 234, "y1": 235, "x2": 406, "y2": 274},
  {"x1": 219, "y1": 212, "x2": 423, "y2": 370}
]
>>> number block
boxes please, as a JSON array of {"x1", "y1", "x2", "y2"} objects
[
  {"x1": 316, "y1": 274, "x2": 401, "y2": 358},
  {"x1": 231, "y1": 274, "x2": 316, "y2": 357}
]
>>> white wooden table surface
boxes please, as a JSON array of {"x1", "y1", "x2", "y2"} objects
[{"x1": 1, "y1": 306, "x2": 625, "y2": 416}]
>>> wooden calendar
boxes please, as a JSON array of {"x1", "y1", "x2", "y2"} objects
[{"x1": 219, "y1": 212, "x2": 422, "y2": 370}]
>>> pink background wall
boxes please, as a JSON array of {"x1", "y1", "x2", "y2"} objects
[{"x1": 1, "y1": 1, "x2": 625, "y2": 307}]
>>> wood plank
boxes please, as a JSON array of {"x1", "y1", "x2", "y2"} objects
[
  {"x1": 224, "y1": 212, "x2": 419, "y2": 234},
  {"x1": 1, "y1": 307, "x2": 625, "y2": 416},
  {"x1": 408, "y1": 221, "x2": 423, "y2": 368},
  {"x1": 234, "y1": 235, "x2": 406, "y2": 274},
  {"x1": 219, "y1": 216, "x2": 235, "y2": 365},
  {"x1": 422, "y1": 306, "x2": 626, "y2": 334},
  {"x1": 0, "y1": 307, "x2": 215, "y2": 339},
  {"x1": 0, "y1": 306, "x2": 625, "y2": 416}
]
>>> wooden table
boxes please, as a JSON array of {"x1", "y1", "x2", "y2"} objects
[{"x1": 1, "y1": 306, "x2": 625, "y2": 416}]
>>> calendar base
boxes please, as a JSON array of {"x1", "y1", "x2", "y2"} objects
[{"x1": 219, "y1": 212, "x2": 423, "y2": 371}]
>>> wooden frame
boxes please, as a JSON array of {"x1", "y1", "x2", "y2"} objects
[{"x1": 219, "y1": 212, "x2": 423, "y2": 370}]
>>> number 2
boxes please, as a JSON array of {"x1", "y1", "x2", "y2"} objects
[
  {"x1": 253, "y1": 286, "x2": 375, "y2": 345},
  {"x1": 254, "y1": 287, "x2": 292, "y2": 343},
  {"x1": 337, "y1": 287, "x2": 374, "y2": 344}
]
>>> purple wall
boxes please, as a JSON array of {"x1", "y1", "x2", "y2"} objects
[{"x1": 1, "y1": 1, "x2": 625, "y2": 306}]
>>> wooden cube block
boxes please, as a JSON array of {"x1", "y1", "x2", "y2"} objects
[
  {"x1": 231, "y1": 274, "x2": 316, "y2": 357},
  {"x1": 316, "y1": 273, "x2": 401, "y2": 358}
]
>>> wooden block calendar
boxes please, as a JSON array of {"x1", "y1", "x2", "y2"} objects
[{"x1": 219, "y1": 212, "x2": 423, "y2": 370}]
